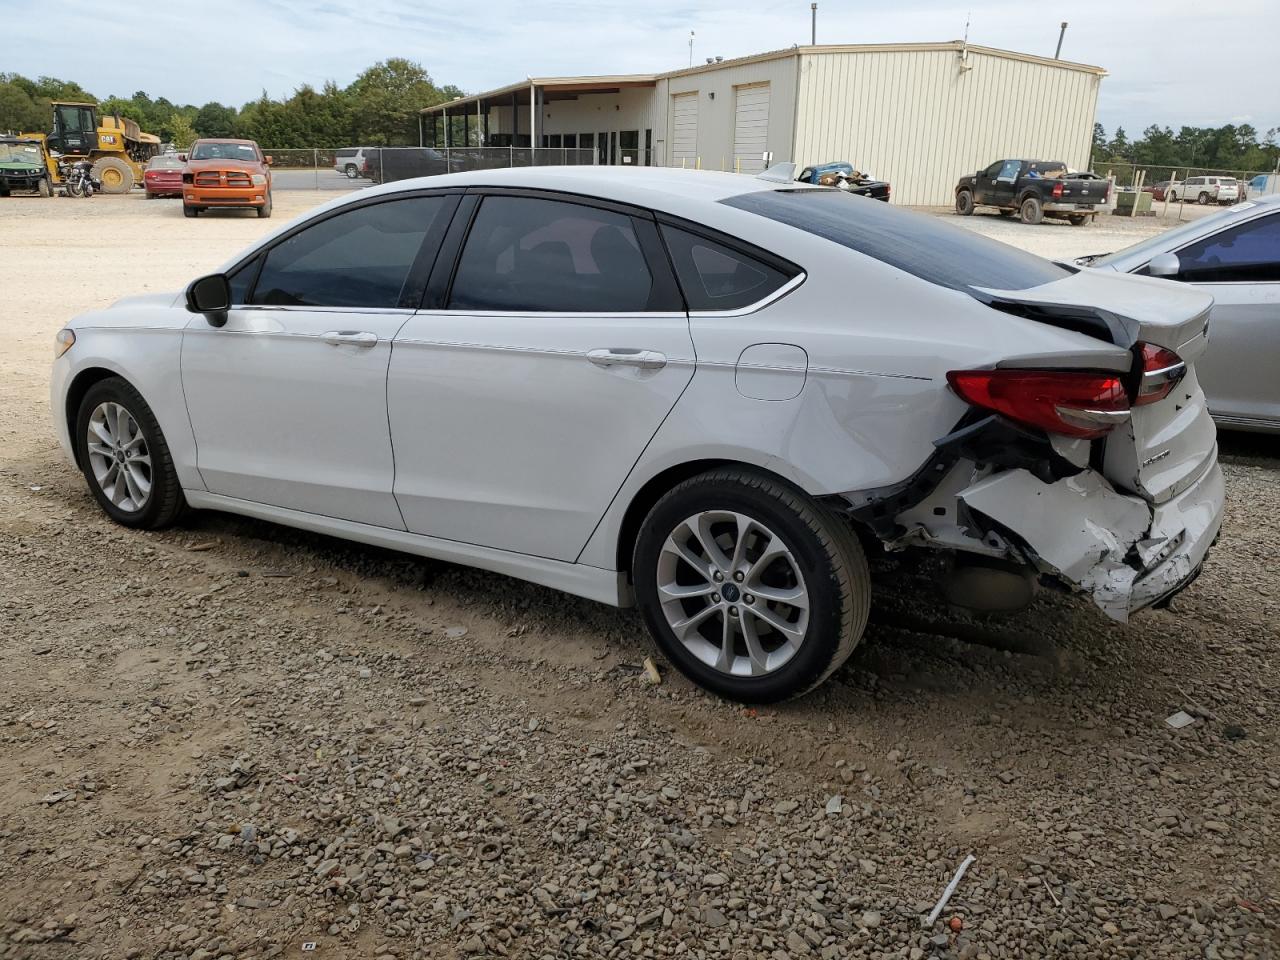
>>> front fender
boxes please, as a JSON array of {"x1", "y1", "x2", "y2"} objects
[{"x1": 52, "y1": 327, "x2": 204, "y2": 492}]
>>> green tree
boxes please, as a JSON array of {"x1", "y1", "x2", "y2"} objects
[
  {"x1": 347, "y1": 58, "x2": 448, "y2": 145},
  {"x1": 0, "y1": 79, "x2": 48, "y2": 133},
  {"x1": 168, "y1": 113, "x2": 197, "y2": 150},
  {"x1": 193, "y1": 101, "x2": 238, "y2": 138}
]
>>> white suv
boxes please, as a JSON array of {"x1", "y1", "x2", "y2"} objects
[
  {"x1": 1168, "y1": 176, "x2": 1240, "y2": 205},
  {"x1": 333, "y1": 148, "x2": 369, "y2": 179}
]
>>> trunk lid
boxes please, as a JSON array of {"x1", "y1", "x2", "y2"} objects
[{"x1": 977, "y1": 270, "x2": 1217, "y2": 504}]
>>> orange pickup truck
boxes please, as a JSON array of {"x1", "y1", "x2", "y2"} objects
[{"x1": 182, "y1": 138, "x2": 273, "y2": 218}]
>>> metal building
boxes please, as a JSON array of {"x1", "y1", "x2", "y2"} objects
[{"x1": 420, "y1": 42, "x2": 1105, "y2": 205}]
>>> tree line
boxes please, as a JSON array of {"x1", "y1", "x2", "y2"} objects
[
  {"x1": 0, "y1": 59, "x2": 464, "y2": 149},
  {"x1": 1092, "y1": 122, "x2": 1279, "y2": 178}
]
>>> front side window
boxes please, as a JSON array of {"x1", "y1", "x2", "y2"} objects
[
  {"x1": 252, "y1": 196, "x2": 449, "y2": 308},
  {"x1": 449, "y1": 196, "x2": 653, "y2": 312},
  {"x1": 661, "y1": 225, "x2": 794, "y2": 310},
  {"x1": 1175, "y1": 212, "x2": 1280, "y2": 283}
]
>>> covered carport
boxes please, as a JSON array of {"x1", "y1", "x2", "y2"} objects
[{"x1": 420, "y1": 75, "x2": 658, "y2": 165}]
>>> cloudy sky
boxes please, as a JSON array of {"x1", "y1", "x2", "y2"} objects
[{"x1": 5, "y1": 0, "x2": 1276, "y2": 136}]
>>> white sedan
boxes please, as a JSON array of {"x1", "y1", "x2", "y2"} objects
[{"x1": 51, "y1": 166, "x2": 1224, "y2": 702}]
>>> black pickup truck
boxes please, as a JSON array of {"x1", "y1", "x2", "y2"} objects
[{"x1": 955, "y1": 159, "x2": 1109, "y2": 226}]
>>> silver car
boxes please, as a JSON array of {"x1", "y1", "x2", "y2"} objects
[
  {"x1": 51, "y1": 167, "x2": 1225, "y2": 702},
  {"x1": 1082, "y1": 194, "x2": 1280, "y2": 432}
]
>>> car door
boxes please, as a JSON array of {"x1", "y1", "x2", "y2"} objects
[
  {"x1": 974, "y1": 161, "x2": 1004, "y2": 205},
  {"x1": 387, "y1": 190, "x2": 694, "y2": 561},
  {"x1": 990, "y1": 159, "x2": 1022, "y2": 207},
  {"x1": 181, "y1": 192, "x2": 459, "y2": 528},
  {"x1": 1167, "y1": 210, "x2": 1280, "y2": 425}
]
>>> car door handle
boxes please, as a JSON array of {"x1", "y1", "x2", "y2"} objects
[
  {"x1": 587, "y1": 348, "x2": 667, "y2": 371},
  {"x1": 321, "y1": 331, "x2": 378, "y2": 347}
]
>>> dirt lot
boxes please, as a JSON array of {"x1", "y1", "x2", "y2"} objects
[{"x1": 1, "y1": 193, "x2": 1277, "y2": 960}]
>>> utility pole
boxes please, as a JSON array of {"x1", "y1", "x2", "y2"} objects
[
  {"x1": 811, "y1": 3, "x2": 817, "y2": 45},
  {"x1": 688, "y1": 30, "x2": 695, "y2": 68},
  {"x1": 1054, "y1": 21, "x2": 1068, "y2": 59}
]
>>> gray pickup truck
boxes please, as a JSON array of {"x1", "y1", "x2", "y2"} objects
[{"x1": 955, "y1": 159, "x2": 1109, "y2": 226}]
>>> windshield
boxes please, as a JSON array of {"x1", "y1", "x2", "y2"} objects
[
  {"x1": 190, "y1": 142, "x2": 259, "y2": 162},
  {"x1": 0, "y1": 142, "x2": 43, "y2": 165},
  {"x1": 722, "y1": 188, "x2": 1072, "y2": 293},
  {"x1": 1091, "y1": 202, "x2": 1263, "y2": 268}
]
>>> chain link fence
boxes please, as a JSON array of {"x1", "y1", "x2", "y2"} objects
[
  {"x1": 265, "y1": 146, "x2": 597, "y2": 190},
  {"x1": 1092, "y1": 159, "x2": 1275, "y2": 194}
]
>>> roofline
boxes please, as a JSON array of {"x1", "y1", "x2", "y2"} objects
[
  {"x1": 421, "y1": 74, "x2": 659, "y2": 114},
  {"x1": 662, "y1": 42, "x2": 1105, "y2": 79},
  {"x1": 421, "y1": 41, "x2": 1105, "y2": 114}
]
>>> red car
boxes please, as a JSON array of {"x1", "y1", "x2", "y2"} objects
[{"x1": 144, "y1": 154, "x2": 184, "y2": 198}]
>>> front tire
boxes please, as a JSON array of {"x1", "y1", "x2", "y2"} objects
[
  {"x1": 955, "y1": 189, "x2": 974, "y2": 216},
  {"x1": 256, "y1": 193, "x2": 272, "y2": 218},
  {"x1": 37, "y1": 177, "x2": 52, "y2": 198},
  {"x1": 633, "y1": 468, "x2": 870, "y2": 703},
  {"x1": 1019, "y1": 195, "x2": 1043, "y2": 224},
  {"x1": 183, "y1": 203, "x2": 200, "y2": 217},
  {"x1": 74, "y1": 377, "x2": 185, "y2": 530},
  {"x1": 91, "y1": 156, "x2": 135, "y2": 194},
  {"x1": 1198, "y1": 192, "x2": 1210, "y2": 205}
]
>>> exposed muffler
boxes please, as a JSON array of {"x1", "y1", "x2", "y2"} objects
[{"x1": 940, "y1": 555, "x2": 1038, "y2": 614}]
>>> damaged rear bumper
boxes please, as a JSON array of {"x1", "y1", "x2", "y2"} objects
[{"x1": 946, "y1": 454, "x2": 1224, "y2": 621}]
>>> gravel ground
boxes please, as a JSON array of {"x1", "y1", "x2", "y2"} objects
[{"x1": 1, "y1": 193, "x2": 1277, "y2": 960}]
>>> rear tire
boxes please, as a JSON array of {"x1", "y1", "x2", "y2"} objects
[
  {"x1": 91, "y1": 156, "x2": 135, "y2": 194},
  {"x1": 955, "y1": 189, "x2": 975, "y2": 216},
  {"x1": 632, "y1": 468, "x2": 870, "y2": 703},
  {"x1": 1019, "y1": 195, "x2": 1043, "y2": 224},
  {"x1": 74, "y1": 377, "x2": 185, "y2": 530},
  {"x1": 344, "y1": 163, "x2": 358, "y2": 178}
]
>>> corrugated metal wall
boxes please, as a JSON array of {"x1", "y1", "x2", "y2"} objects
[
  {"x1": 793, "y1": 47, "x2": 1102, "y2": 205},
  {"x1": 654, "y1": 56, "x2": 798, "y2": 171}
]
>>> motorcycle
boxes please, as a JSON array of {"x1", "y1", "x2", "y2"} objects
[{"x1": 59, "y1": 159, "x2": 100, "y2": 198}]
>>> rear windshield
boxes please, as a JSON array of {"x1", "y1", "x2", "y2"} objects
[{"x1": 722, "y1": 189, "x2": 1072, "y2": 292}]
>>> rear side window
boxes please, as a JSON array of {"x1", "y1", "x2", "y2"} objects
[
  {"x1": 661, "y1": 225, "x2": 795, "y2": 310},
  {"x1": 722, "y1": 189, "x2": 1072, "y2": 293},
  {"x1": 449, "y1": 196, "x2": 653, "y2": 312},
  {"x1": 252, "y1": 196, "x2": 449, "y2": 308}
]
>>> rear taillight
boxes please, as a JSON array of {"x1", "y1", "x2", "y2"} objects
[
  {"x1": 1132, "y1": 343, "x2": 1186, "y2": 406},
  {"x1": 1052, "y1": 181, "x2": 1064, "y2": 198},
  {"x1": 946, "y1": 369, "x2": 1130, "y2": 439}
]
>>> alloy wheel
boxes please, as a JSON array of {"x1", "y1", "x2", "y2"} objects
[
  {"x1": 656, "y1": 511, "x2": 810, "y2": 677},
  {"x1": 86, "y1": 401, "x2": 152, "y2": 513}
]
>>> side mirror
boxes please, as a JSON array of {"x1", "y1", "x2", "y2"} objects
[
  {"x1": 264, "y1": 156, "x2": 273, "y2": 166},
  {"x1": 185, "y1": 273, "x2": 231, "y2": 327},
  {"x1": 178, "y1": 153, "x2": 187, "y2": 162},
  {"x1": 1148, "y1": 252, "x2": 1182, "y2": 278}
]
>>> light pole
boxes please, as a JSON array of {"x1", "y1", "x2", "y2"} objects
[
  {"x1": 688, "y1": 30, "x2": 695, "y2": 68},
  {"x1": 811, "y1": 3, "x2": 817, "y2": 45},
  {"x1": 1054, "y1": 21, "x2": 1068, "y2": 59}
]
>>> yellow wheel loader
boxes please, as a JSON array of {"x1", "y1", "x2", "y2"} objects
[{"x1": 23, "y1": 101, "x2": 162, "y2": 195}]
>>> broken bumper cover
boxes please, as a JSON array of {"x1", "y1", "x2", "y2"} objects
[{"x1": 956, "y1": 455, "x2": 1225, "y2": 622}]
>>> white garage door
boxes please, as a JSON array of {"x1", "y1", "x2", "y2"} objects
[
  {"x1": 671, "y1": 92, "x2": 698, "y2": 166},
  {"x1": 733, "y1": 83, "x2": 771, "y2": 174}
]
